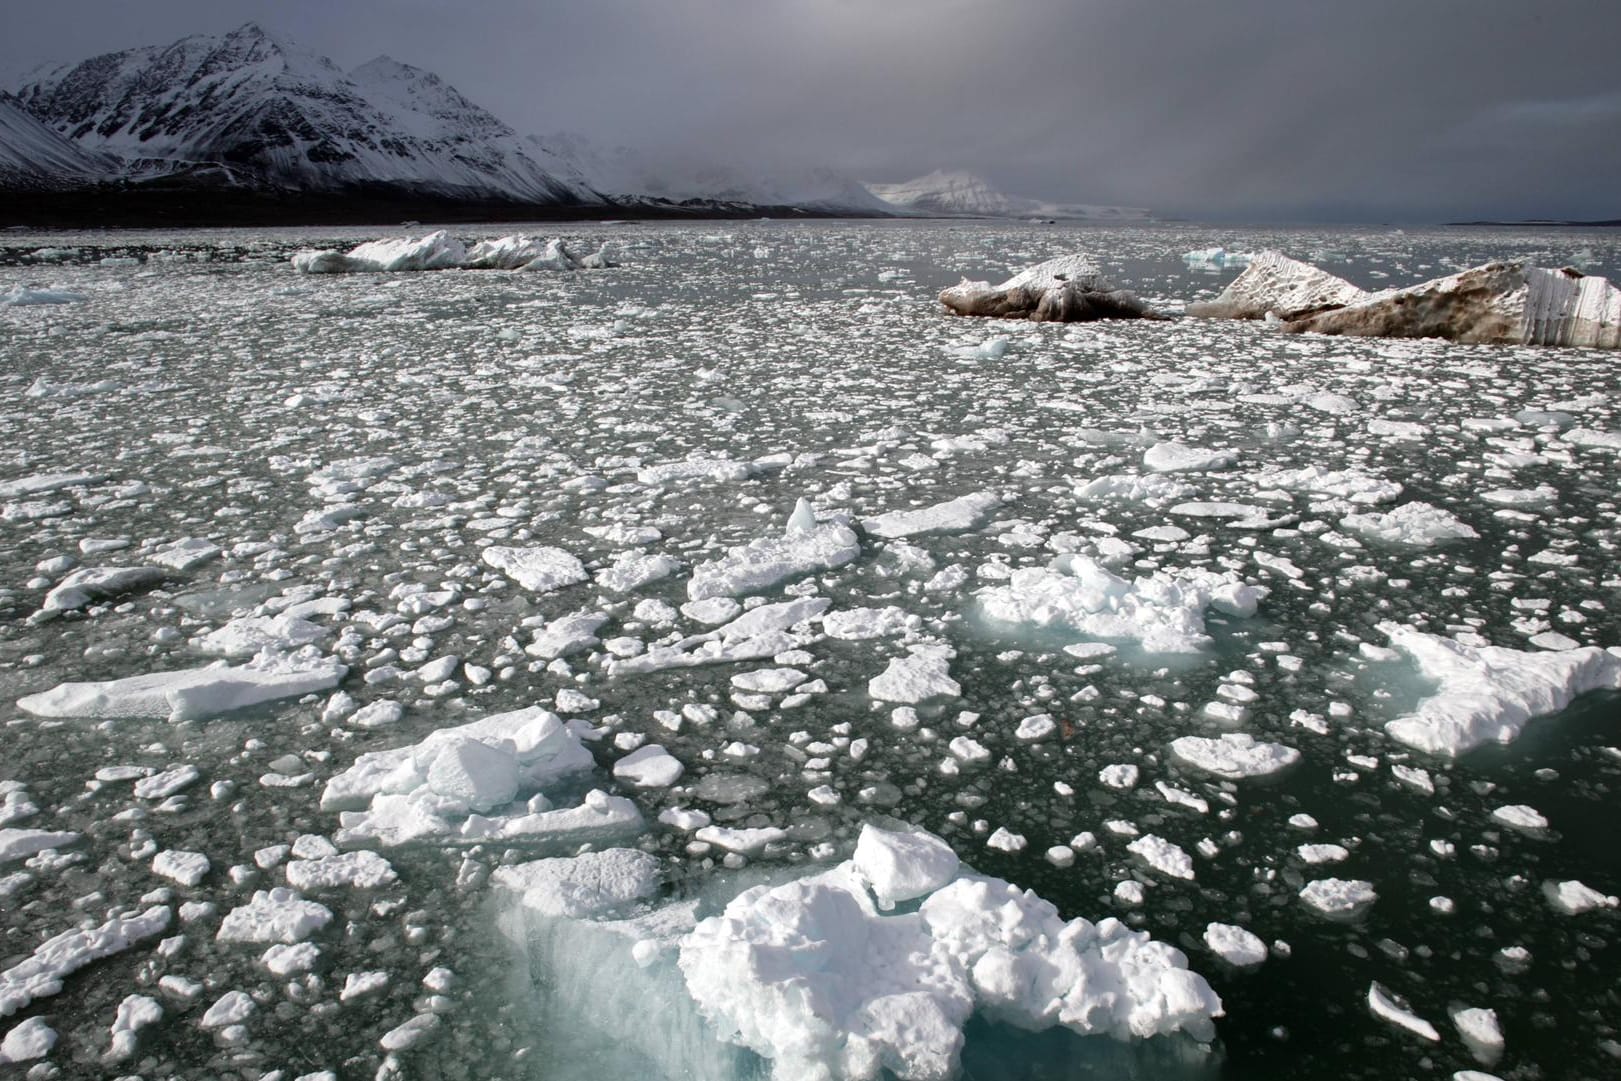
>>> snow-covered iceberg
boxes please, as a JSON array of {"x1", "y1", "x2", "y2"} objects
[
  {"x1": 496, "y1": 825, "x2": 1222, "y2": 1081},
  {"x1": 1186, "y1": 250, "x2": 1367, "y2": 321},
  {"x1": 939, "y1": 255, "x2": 1162, "y2": 323}
]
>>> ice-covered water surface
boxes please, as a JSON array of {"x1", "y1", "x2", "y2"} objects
[{"x1": 1, "y1": 220, "x2": 1619, "y2": 1081}]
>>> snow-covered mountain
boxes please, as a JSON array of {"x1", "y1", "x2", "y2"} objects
[
  {"x1": 3, "y1": 22, "x2": 894, "y2": 217},
  {"x1": 865, "y1": 169, "x2": 1149, "y2": 221},
  {"x1": 12, "y1": 23, "x2": 595, "y2": 203},
  {"x1": 0, "y1": 91, "x2": 113, "y2": 189}
]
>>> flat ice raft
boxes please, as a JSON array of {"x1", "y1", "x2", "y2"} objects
[
  {"x1": 501, "y1": 824, "x2": 1222, "y2": 1081},
  {"x1": 16, "y1": 649, "x2": 345, "y2": 722},
  {"x1": 939, "y1": 255, "x2": 1162, "y2": 323}
]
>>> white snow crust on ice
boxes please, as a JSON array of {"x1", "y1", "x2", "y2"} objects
[
  {"x1": 1170, "y1": 734, "x2": 1300, "y2": 779},
  {"x1": 16, "y1": 647, "x2": 346, "y2": 722},
  {"x1": 850, "y1": 823, "x2": 960, "y2": 908},
  {"x1": 1380, "y1": 625, "x2": 1621, "y2": 756},
  {"x1": 493, "y1": 848, "x2": 662, "y2": 918},
  {"x1": 975, "y1": 554, "x2": 1265, "y2": 654},
  {"x1": 480, "y1": 545, "x2": 589, "y2": 593},
  {"x1": 863, "y1": 491, "x2": 1001, "y2": 539}
]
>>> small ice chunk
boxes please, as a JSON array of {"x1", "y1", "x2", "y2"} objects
[
  {"x1": 481, "y1": 545, "x2": 589, "y2": 593},
  {"x1": 1170, "y1": 734, "x2": 1299, "y2": 779},
  {"x1": 215, "y1": 889, "x2": 332, "y2": 944},
  {"x1": 612, "y1": 745, "x2": 685, "y2": 788},
  {"x1": 1299, "y1": 878, "x2": 1377, "y2": 918},
  {"x1": 1203, "y1": 923, "x2": 1267, "y2": 967}
]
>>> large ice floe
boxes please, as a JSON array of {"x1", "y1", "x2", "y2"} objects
[
  {"x1": 938, "y1": 255, "x2": 1163, "y2": 322},
  {"x1": 686, "y1": 509, "x2": 860, "y2": 600},
  {"x1": 975, "y1": 555, "x2": 1265, "y2": 654},
  {"x1": 291, "y1": 230, "x2": 615, "y2": 273},
  {"x1": 16, "y1": 648, "x2": 345, "y2": 722},
  {"x1": 320, "y1": 705, "x2": 642, "y2": 847},
  {"x1": 497, "y1": 824, "x2": 1221, "y2": 1081},
  {"x1": 1379, "y1": 626, "x2": 1621, "y2": 756}
]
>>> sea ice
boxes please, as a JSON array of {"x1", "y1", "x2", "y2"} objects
[
  {"x1": 1, "y1": 906, "x2": 171, "y2": 1017},
  {"x1": 863, "y1": 491, "x2": 1001, "y2": 539},
  {"x1": 481, "y1": 545, "x2": 589, "y2": 593},
  {"x1": 686, "y1": 518, "x2": 860, "y2": 600}
]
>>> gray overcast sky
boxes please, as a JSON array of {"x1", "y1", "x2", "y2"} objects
[{"x1": 4, "y1": 0, "x2": 1618, "y2": 222}]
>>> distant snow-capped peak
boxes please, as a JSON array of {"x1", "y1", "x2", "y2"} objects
[{"x1": 865, "y1": 169, "x2": 1149, "y2": 221}]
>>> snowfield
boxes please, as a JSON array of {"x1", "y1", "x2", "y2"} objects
[{"x1": 1, "y1": 221, "x2": 1619, "y2": 1081}]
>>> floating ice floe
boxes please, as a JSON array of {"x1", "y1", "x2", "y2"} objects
[
  {"x1": 863, "y1": 491, "x2": 1001, "y2": 539},
  {"x1": 0, "y1": 472, "x2": 104, "y2": 500},
  {"x1": 1542, "y1": 879, "x2": 1618, "y2": 915},
  {"x1": 939, "y1": 254, "x2": 1163, "y2": 323},
  {"x1": 976, "y1": 554, "x2": 1265, "y2": 654},
  {"x1": 867, "y1": 642, "x2": 961, "y2": 703},
  {"x1": 606, "y1": 597, "x2": 830, "y2": 677},
  {"x1": 38, "y1": 565, "x2": 168, "y2": 616},
  {"x1": 216, "y1": 889, "x2": 332, "y2": 944},
  {"x1": 1142, "y1": 442, "x2": 1238, "y2": 473},
  {"x1": 1203, "y1": 922, "x2": 1267, "y2": 967},
  {"x1": 1299, "y1": 878, "x2": 1377, "y2": 919},
  {"x1": 686, "y1": 515, "x2": 859, "y2": 600},
  {"x1": 1, "y1": 906, "x2": 171, "y2": 1018},
  {"x1": 193, "y1": 614, "x2": 327, "y2": 657},
  {"x1": 16, "y1": 648, "x2": 346, "y2": 723},
  {"x1": 1183, "y1": 247, "x2": 1253, "y2": 271},
  {"x1": 1367, "y1": 983, "x2": 1439, "y2": 1042},
  {"x1": 481, "y1": 545, "x2": 589, "y2": 593},
  {"x1": 1171, "y1": 733, "x2": 1300, "y2": 778},
  {"x1": 321, "y1": 706, "x2": 641, "y2": 847},
  {"x1": 0, "y1": 828, "x2": 80, "y2": 864},
  {"x1": 1380, "y1": 625, "x2": 1621, "y2": 756},
  {"x1": 1339, "y1": 501, "x2": 1478, "y2": 547},
  {"x1": 1, "y1": 286, "x2": 87, "y2": 306}
]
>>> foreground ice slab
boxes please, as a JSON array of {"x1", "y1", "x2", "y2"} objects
[
  {"x1": 16, "y1": 648, "x2": 345, "y2": 722},
  {"x1": 1186, "y1": 250, "x2": 1367, "y2": 321},
  {"x1": 1290, "y1": 262, "x2": 1621, "y2": 347},
  {"x1": 939, "y1": 255, "x2": 1161, "y2": 323},
  {"x1": 1381, "y1": 626, "x2": 1621, "y2": 756},
  {"x1": 976, "y1": 555, "x2": 1264, "y2": 654},
  {"x1": 679, "y1": 824, "x2": 1221, "y2": 1081}
]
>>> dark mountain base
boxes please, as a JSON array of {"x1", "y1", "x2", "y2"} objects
[{"x1": 0, "y1": 185, "x2": 890, "y2": 230}]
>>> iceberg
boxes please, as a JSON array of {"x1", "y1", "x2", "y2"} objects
[
  {"x1": 292, "y1": 231, "x2": 617, "y2": 274},
  {"x1": 1288, "y1": 261, "x2": 1621, "y2": 348},
  {"x1": 939, "y1": 255, "x2": 1162, "y2": 323},
  {"x1": 1187, "y1": 250, "x2": 1367, "y2": 321}
]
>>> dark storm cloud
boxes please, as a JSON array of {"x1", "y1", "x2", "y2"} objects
[{"x1": 4, "y1": 0, "x2": 1617, "y2": 221}]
